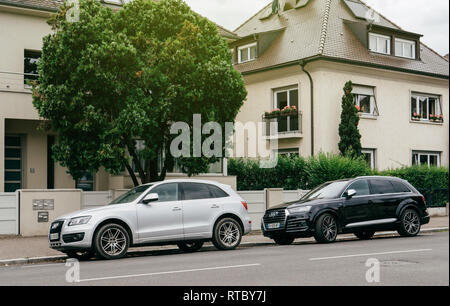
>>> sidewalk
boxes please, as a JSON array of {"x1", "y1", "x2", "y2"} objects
[{"x1": 0, "y1": 216, "x2": 448, "y2": 265}]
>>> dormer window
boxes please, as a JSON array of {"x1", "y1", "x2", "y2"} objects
[
  {"x1": 369, "y1": 33, "x2": 391, "y2": 55},
  {"x1": 238, "y1": 43, "x2": 257, "y2": 63},
  {"x1": 395, "y1": 38, "x2": 416, "y2": 59}
]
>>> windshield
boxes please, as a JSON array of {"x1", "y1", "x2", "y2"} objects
[
  {"x1": 109, "y1": 185, "x2": 153, "y2": 205},
  {"x1": 301, "y1": 181, "x2": 349, "y2": 200}
]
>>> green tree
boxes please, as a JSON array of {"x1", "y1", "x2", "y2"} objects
[
  {"x1": 33, "y1": 0, "x2": 247, "y2": 186},
  {"x1": 338, "y1": 81, "x2": 362, "y2": 158}
]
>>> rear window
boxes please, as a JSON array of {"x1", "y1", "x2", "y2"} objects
[
  {"x1": 182, "y1": 183, "x2": 213, "y2": 200},
  {"x1": 207, "y1": 185, "x2": 229, "y2": 198},
  {"x1": 390, "y1": 181, "x2": 411, "y2": 193},
  {"x1": 369, "y1": 179, "x2": 396, "y2": 195}
]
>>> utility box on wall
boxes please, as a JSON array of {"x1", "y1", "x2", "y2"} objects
[{"x1": 19, "y1": 189, "x2": 83, "y2": 236}]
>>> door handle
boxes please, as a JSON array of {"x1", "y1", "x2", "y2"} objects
[
  {"x1": 211, "y1": 204, "x2": 220, "y2": 209},
  {"x1": 173, "y1": 207, "x2": 182, "y2": 211}
]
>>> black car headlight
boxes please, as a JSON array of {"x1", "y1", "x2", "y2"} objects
[{"x1": 288, "y1": 206, "x2": 312, "y2": 214}]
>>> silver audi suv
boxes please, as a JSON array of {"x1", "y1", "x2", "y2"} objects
[{"x1": 49, "y1": 180, "x2": 251, "y2": 260}]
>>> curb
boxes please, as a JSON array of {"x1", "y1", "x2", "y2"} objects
[{"x1": 0, "y1": 227, "x2": 447, "y2": 267}]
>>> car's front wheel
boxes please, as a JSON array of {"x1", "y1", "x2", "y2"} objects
[
  {"x1": 398, "y1": 209, "x2": 421, "y2": 237},
  {"x1": 314, "y1": 213, "x2": 338, "y2": 243},
  {"x1": 354, "y1": 231, "x2": 375, "y2": 240},
  {"x1": 212, "y1": 218, "x2": 242, "y2": 250},
  {"x1": 94, "y1": 223, "x2": 130, "y2": 260},
  {"x1": 273, "y1": 236, "x2": 295, "y2": 245},
  {"x1": 64, "y1": 249, "x2": 96, "y2": 261},
  {"x1": 177, "y1": 242, "x2": 204, "y2": 253}
]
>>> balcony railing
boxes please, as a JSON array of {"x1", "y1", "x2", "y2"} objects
[
  {"x1": 263, "y1": 111, "x2": 303, "y2": 138},
  {"x1": 0, "y1": 71, "x2": 38, "y2": 92}
]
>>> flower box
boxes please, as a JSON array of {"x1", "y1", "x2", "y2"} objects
[{"x1": 264, "y1": 106, "x2": 298, "y2": 119}]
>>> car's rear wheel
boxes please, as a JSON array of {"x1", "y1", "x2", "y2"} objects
[
  {"x1": 64, "y1": 249, "x2": 96, "y2": 261},
  {"x1": 273, "y1": 236, "x2": 295, "y2": 245},
  {"x1": 314, "y1": 213, "x2": 338, "y2": 243},
  {"x1": 212, "y1": 218, "x2": 242, "y2": 250},
  {"x1": 94, "y1": 223, "x2": 130, "y2": 260},
  {"x1": 354, "y1": 231, "x2": 375, "y2": 240},
  {"x1": 177, "y1": 241, "x2": 204, "y2": 253},
  {"x1": 398, "y1": 209, "x2": 421, "y2": 237}
]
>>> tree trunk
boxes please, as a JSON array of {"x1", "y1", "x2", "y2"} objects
[
  {"x1": 123, "y1": 160, "x2": 140, "y2": 187},
  {"x1": 127, "y1": 143, "x2": 146, "y2": 185}
]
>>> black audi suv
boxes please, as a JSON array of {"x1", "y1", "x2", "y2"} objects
[{"x1": 262, "y1": 176, "x2": 430, "y2": 245}]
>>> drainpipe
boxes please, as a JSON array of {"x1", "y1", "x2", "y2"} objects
[{"x1": 299, "y1": 60, "x2": 314, "y2": 156}]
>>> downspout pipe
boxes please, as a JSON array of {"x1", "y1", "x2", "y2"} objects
[{"x1": 299, "y1": 60, "x2": 314, "y2": 157}]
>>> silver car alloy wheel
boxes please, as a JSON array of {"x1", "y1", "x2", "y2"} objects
[
  {"x1": 403, "y1": 211, "x2": 420, "y2": 235},
  {"x1": 322, "y1": 215, "x2": 337, "y2": 241},
  {"x1": 218, "y1": 221, "x2": 240, "y2": 247},
  {"x1": 100, "y1": 228, "x2": 127, "y2": 256}
]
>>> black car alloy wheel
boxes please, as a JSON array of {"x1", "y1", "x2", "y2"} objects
[
  {"x1": 398, "y1": 209, "x2": 421, "y2": 237},
  {"x1": 314, "y1": 213, "x2": 338, "y2": 243}
]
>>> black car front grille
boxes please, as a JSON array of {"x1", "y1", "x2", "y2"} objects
[{"x1": 263, "y1": 209, "x2": 287, "y2": 230}]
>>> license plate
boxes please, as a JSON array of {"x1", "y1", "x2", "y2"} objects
[
  {"x1": 50, "y1": 233, "x2": 59, "y2": 240},
  {"x1": 267, "y1": 223, "x2": 281, "y2": 229}
]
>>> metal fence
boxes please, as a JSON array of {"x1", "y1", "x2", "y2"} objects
[{"x1": 420, "y1": 189, "x2": 449, "y2": 208}]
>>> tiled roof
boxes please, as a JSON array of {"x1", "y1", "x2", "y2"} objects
[
  {"x1": 233, "y1": 0, "x2": 449, "y2": 78},
  {"x1": 0, "y1": 0, "x2": 62, "y2": 11}
]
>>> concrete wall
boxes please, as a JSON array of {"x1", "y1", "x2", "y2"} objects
[{"x1": 19, "y1": 189, "x2": 82, "y2": 236}]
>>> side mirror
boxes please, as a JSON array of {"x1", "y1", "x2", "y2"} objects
[
  {"x1": 345, "y1": 189, "x2": 357, "y2": 199},
  {"x1": 142, "y1": 193, "x2": 159, "y2": 204}
]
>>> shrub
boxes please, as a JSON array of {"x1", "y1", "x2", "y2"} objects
[
  {"x1": 228, "y1": 156, "x2": 308, "y2": 191},
  {"x1": 305, "y1": 153, "x2": 372, "y2": 188}
]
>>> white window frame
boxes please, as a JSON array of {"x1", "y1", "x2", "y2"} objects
[
  {"x1": 410, "y1": 93, "x2": 442, "y2": 122},
  {"x1": 362, "y1": 149, "x2": 376, "y2": 169},
  {"x1": 369, "y1": 33, "x2": 391, "y2": 55},
  {"x1": 412, "y1": 151, "x2": 441, "y2": 167},
  {"x1": 238, "y1": 43, "x2": 257, "y2": 64},
  {"x1": 395, "y1": 38, "x2": 416, "y2": 59},
  {"x1": 353, "y1": 85, "x2": 379, "y2": 117},
  {"x1": 273, "y1": 86, "x2": 299, "y2": 134}
]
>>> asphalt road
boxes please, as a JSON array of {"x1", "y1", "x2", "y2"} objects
[{"x1": 0, "y1": 231, "x2": 448, "y2": 286}]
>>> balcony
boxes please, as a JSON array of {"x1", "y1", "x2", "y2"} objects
[
  {"x1": 0, "y1": 71, "x2": 38, "y2": 93},
  {"x1": 263, "y1": 111, "x2": 303, "y2": 140}
]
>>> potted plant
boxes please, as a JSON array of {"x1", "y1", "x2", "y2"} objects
[{"x1": 411, "y1": 112, "x2": 421, "y2": 121}]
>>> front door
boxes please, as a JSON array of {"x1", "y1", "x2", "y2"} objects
[
  {"x1": 342, "y1": 179, "x2": 373, "y2": 226},
  {"x1": 136, "y1": 183, "x2": 184, "y2": 242},
  {"x1": 4, "y1": 135, "x2": 22, "y2": 192}
]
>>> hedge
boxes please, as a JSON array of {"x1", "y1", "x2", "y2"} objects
[{"x1": 228, "y1": 154, "x2": 449, "y2": 195}]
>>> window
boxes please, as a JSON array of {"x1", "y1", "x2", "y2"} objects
[
  {"x1": 110, "y1": 185, "x2": 152, "y2": 205},
  {"x1": 369, "y1": 179, "x2": 396, "y2": 195},
  {"x1": 353, "y1": 85, "x2": 378, "y2": 116},
  {"x1": 4, "y1": 135, "x2": 22, "y2": 192},
  {"x1": 411, "y1": 93, "x2": 443, "y2": 122},
  {"x1": 24, "y1": 50, "x2": 41, "y2": 86},
  {"x1": 369, "y1": 33, "x2": 391, "y2": 55},
  {"x1": 412, "y1": 151, "x2": 440, "y2": 167},
  {"x1": 273, "y1": 87, "x2": 299, "y2": 133},
  {"x1": 362, "y1": 149, "x2": 376, "y2": 169},
  {"x1": 277, "y1": 148, "x2": 299, "y2": 157},
  {"x1": 151, "y1": 183, "x2": 179, "y2": 202},
  {"x1": 182, "y1": 183, "x2": 213, "y2": 200},
  {"x1": 390, "y1": 181, "x2": 411, "y2": 193},
  {"x1": 395, "y1": 38, "x2": 416, "y2": 59},
  {"x1": 346, "y1": 180, "x2": 370, "y2": 197},
  {"x1": 76, "y1": 172, "x2": 94, "y2": 191},
  {"x1": 238, "y1": 43, "x2": 257, "y2": 63},
  {"x1": 207, "y1": 185, "x2": 229, "y2": 198}
]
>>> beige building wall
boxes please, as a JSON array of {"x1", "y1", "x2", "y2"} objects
[
  {"x1": 312, "y1": 61, "x2": 449, "y2": 169},
  {"x1": 237, "y1": 60, "x2": 449, "y2": 170}
]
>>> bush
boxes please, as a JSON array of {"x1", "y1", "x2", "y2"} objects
[
  {"x1": 379, "y1": 166, "x2": 449, "y2": 207},
  {"x1": 306, "y1": 153, "x2": 373, "y2": 188},
  {"x1": 228, "y1": 156, "x2": 308, "y2": 191},
  {"x1": 228, "y1": 154, "x2": 449, "y2": 202}
]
